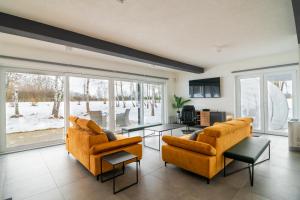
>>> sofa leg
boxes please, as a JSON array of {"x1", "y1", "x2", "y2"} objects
[
  {"x1": 165, "y1": 162, "x2": 167, "y2": 167},
  {"x1": 206, "y1": 178, "x2": 210, "y2": 184},
  {"x1": 138, "y1": 160, "x2": 141, "y2": 166},
  {"x1": 96, "y1": 175, "x2": 99, "y2": 181}
]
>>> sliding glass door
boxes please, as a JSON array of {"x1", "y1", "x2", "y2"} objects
[
  {"x1": 236, "y1": 70, "x2": 298, "y2": 135},
  {"x1": 114, "y1": 80, "x2": 140, "y2": 130},
  {"x1": 5, "y1": 72, "x2": 65, "y2": 149},
  {"x1": 0, "y1": 69, "x2": 165, "y2": 152},
  {"x1": 238, "y1": 76, "x2": 262, "y2": 131},
  {"x1": 143, "y1": 83, "x2": 163, "y2": 125},
  {"x1": 265, "y1": 73, "x2": 295, "y2": 134},
  {"x1": 69, "y1": 76, "x2": 109, "y2": 129}
]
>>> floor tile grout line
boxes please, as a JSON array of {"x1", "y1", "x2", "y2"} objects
[{"x1": 38, "y1": 149, "x2": 67, "y2": 200}]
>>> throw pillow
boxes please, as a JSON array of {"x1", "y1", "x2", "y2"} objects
[
  {"x1": 103, "y1": 129, "x2": 117, "y2": 141},
  {"x1": 189, "y1": 130, "x2": 200, "y2": 140}
]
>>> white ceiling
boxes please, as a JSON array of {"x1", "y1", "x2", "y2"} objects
[{"x1": 0, "y1": 0, "x2": 298, "y2": 69}]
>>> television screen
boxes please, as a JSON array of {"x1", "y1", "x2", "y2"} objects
[{"x1": 189, "y1": 77, "x2": 221, "y2": 98}]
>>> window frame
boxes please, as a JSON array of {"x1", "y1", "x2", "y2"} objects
[{"x1": 0, "y1": 66, "x2": 166, "y2": 153}]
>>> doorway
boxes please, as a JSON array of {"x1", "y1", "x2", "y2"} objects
[{"x1": 236, "y1": 70, "x2": 298, "y2": 136}]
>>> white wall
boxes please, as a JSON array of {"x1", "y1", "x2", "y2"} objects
[{"x1": 175, "y1": 50, "x2": 300, "y2": 116}]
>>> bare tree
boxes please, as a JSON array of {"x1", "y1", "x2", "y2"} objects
[
  {"x1": 120, "y1": 81, "x2": 126, "y2": 108},
  {"x1": 130, "y1": 82, "x2": 136, "y2": 107},
  {"x1": 7, "y1": 73, "x2": 23, "y2": 118},
  {"x1": 147, "y1": 84, "x2": 150, "y2": 109},
  {"x1": 84, "y1": 78, "x2": 90, "y2": 113},
  {"x1": 97, "y1": 82, "x2": 107, "y2": 105},
  {"x1": 51, "y1": 76, "x2": 64, "y2": 118},
  {"x1": 151, "y1": 85, "x2": 155, "y2": 116},
  {"x1": 115, "y1": 82, "x2": 120, "y2": 107}
]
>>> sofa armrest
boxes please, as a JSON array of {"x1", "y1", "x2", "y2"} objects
[
  {"x1": 90, "y1": 136, "x2": 142, "y2": 155},
  {"x1": 162, "y1": 135, "x2": 216, "y2": 156}
]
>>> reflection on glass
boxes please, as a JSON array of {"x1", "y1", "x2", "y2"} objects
[{"x1": 267, "y1": 74, "x2": 293, "y2": 134}]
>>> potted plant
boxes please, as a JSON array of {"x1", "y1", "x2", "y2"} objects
[{"x1": 172, "y1": 95, "x2": 191, "y2": 123}]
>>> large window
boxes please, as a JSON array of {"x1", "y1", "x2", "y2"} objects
[
  {"x1": 1, "y1": 69, "x2": 165, "y2": 152},
  {"x1": 5, "y1": 72, "x2": 65, "y2": 148},
  {"x1": 143, "y1": 83, "x2": 163, "y2": 125},
  {"x1": 114, "y1": 81, "x2": 140, "y2": 130},
  {"x1": 69, "y1": 77, "x2": 109, "y2": 129}
]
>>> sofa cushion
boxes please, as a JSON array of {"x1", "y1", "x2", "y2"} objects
[
  {"x1": 235, "y1": 117, "x2": 253, "y2": 124},
  {"x1": 75, "y1": 118, "x2": 104, "y2": 134},
  {"x1": 103, "y1": 129, "x2": 117, "y2": 141},
  {"x1": 204, "y1": 118, "x2": 253, "y2": 138},
  {"x1": 162, "y1": 136, "x2": 216, "y2": 156},
  {"x1": 89, "y1": 136, "x2": 142, "y2": 154},
  {"x1": 69, "y1": 116, "x2": 80, "y2": 127}
]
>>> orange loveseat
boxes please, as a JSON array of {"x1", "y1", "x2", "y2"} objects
[
  {"x1": 66, "y1": 116, "x2": 143, "y2": 176},
  {"x1": 162, "y1": 117, "x2": 253, "y2": 183}
]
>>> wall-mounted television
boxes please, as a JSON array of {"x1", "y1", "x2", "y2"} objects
[{"x1": 189, "y1": 77, "x2": 221, "y2": 98}]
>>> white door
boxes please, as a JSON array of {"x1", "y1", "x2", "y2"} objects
[
  {"x1": 264, "y1": 72, "x2": 297, "y2": 135},
  {"x1": 236, "y1": 70, "x2": 298, "y2": 136},
  {"x1": 236, "y1": 75, "x2": 264, "y2": 132}
]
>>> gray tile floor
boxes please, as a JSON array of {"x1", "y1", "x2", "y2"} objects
[{"x1": 1, "y1": 130, "x2": 300, "y2": 200}]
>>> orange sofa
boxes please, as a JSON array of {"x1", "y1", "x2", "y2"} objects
[
  {"x1": 66, "y1": 116, "x2": 143, "y2": 176},
  {"x1": 162, "y1": 117, "x2": 253, "y2": 183}
]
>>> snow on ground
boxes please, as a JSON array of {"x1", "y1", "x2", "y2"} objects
[{"x1": 6, "y1": 101, "x2": 162, "y2": 133}]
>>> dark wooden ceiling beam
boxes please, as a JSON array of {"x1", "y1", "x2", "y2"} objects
[
  {"x1": 292, "y1": 0, "x2": 300, "y2": 44},
  {"x1": 0, "y1": 12, "x2": 204, "y2": 73}
]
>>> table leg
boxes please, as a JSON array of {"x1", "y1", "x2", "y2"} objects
[
  {"x1": 113, "y1": 165, "x2": 116, "y2": 194},
  {"x1": 158, "y1": 131, "x2": 161, "y2": 151},
  {"x1": 223, "y1": 156, "x2": 226, "y2": 177},
  {"x1": 136, "y1": 157, "x2": 139, "y2": 184},
  {"x1": 113, "y1": 158, "x2": 139, "y2": 194},
  {"x1": 251, "y1": 163, "x2": 254, "y2": 186}
]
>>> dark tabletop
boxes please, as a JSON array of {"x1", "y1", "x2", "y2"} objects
[
  {"x1": 102, "y1": 151, "x2": 137, "y2": 165},
  {"x1": 224, "y1": 137, "x2": 270, "y2": 164},
  {"x1": 145, "y1": 124, "x2": 185, "y2": 132}
]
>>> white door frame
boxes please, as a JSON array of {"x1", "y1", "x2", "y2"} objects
[
  {"x1": 235, "y1": 67, "x2": 299, "y2": 135},
  {"x1": 263, "y1": 70, "x2": 298, "y2": 135}
]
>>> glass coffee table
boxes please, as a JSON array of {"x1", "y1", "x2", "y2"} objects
[{"x1": 143, "y1": 124, "x2": 186, "y2": 151}]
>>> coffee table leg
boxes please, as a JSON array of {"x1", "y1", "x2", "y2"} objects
[{"x1": 113, "y1": 159, "x2": 139, "y2": 194}]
